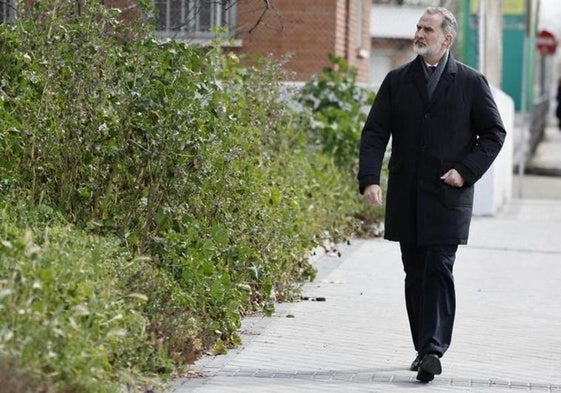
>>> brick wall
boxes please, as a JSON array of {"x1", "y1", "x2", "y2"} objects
[
  {"x1": 342, "y1": 0, "x2": 371, "y2": 84},
  {"x1": 104, "y1": 0, "x2": 131, "y2": 7},
  {"x1": 104, "y1": 0, "x2": 141, "y2": 22},
  {"x1": 232, "y1": 0, "x2": 371, "y2": 83}
]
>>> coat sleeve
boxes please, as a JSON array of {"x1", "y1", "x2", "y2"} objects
[
  {"x1": 357, "y1": 74, "x2": 392, "y2": 194},
  {"x1": 454, "y1": 74, "x2": 506, "y2": 186}
]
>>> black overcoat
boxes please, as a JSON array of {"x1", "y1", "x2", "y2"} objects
[{"x1": 358, "y1": 54, "x2": 506, "y2": 245}]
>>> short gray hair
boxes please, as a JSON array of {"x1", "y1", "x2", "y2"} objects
[{"x1": 425, "y1": 7, "x2": 457, "y2": 41}]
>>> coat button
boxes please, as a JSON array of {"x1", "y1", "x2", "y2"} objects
[{"x1": 424, "y1": 113, "x2": 431, "y2": 119}]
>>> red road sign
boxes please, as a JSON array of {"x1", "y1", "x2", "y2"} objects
[{"x1": 537, "y1": 30, "x2": 557, "y2": 55}]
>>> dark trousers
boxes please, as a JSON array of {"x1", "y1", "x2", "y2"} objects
[{"x1": 399, "y1": 242, "x2": 458, "y2": 357}]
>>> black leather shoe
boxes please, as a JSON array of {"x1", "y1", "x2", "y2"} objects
[
  {"x1": 409, "y1": 354, "x2": 421, "y2": 371},
  {"x1": 416, "y1": 354, "x2": 442, "y2": 383}
]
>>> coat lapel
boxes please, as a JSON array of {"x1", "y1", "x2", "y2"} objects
[
  {"x1": 427, "y1": 54, "x2": 458, "y2": 108},
  {"x1": 407, "y1": 56, "x2": 430, "y2": 105},
  {"x1": 405, "y1": 54, "x2": 458, "y2": 108}
]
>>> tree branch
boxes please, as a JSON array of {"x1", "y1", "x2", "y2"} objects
[{"x1": 248, "y1": 0, "x2": 272, "y2": 34}]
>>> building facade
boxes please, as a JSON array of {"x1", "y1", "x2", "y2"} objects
[
  {"x1": 134, "y1": 0, "x2": 371, "y2": 83},
  {"x1": 230, "y1": 0, "x2": 371, "y2": 83},
  {"x1": 369, "y1": 4, "x2": 420, "y2": 87}
]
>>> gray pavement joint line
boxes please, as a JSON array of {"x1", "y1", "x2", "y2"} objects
[
  {"x1": 208, "y1": 368, "x2": 561, "y2": 390},
  {"x1": 466, "y1": 245, "x2": 561, "y2": 255}
]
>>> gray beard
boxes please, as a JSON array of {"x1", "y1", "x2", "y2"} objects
[{"x1": 413, "y1": 42, "x2": 442, "y2": 58}]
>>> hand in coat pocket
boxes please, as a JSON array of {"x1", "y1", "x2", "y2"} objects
[{"x1": 440, "y1": 168, "x2": 465, "y2": 188}]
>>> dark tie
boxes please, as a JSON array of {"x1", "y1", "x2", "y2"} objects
[{"x1": 428, "y1": 66, "x2": 437, "y2": 75}]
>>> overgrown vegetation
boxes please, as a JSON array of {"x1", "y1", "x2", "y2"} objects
[
  {"x1": 0, "y1": 0, "x2": 383, "y2": 391},
  {"x1": 299, "y1": 55, "x2": 386, "y2": 236},
  {"x1": 0, "y1": 204, "x2": 172, "y2": 392},
  {"x1": 299, "y1": 54, "x2": 375, "y2": 172}
]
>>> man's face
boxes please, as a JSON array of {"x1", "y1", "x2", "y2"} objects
[{"x1": 413, "y1": 12, "x2": 451, "y2": 60}]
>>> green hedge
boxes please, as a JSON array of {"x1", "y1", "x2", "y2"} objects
[
  {"x1": 0, "y1": 204, "x2": 172, "y2": 392},
  {"x1": 0, "y1": 1, "x2": 381, "y2": 391}
]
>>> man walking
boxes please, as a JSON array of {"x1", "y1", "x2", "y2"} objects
[{"x1": 358, "y1": 7, "x2": 506, "y2": 383}]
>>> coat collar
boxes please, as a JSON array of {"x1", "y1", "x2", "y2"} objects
[
  {"x1": 408, "y1": 54, "x2": 457, "y2": 106},
  {"x1": 407, "y1": 53, "x2": 458, "y2": 77}
]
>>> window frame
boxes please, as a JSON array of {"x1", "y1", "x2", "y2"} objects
[{"x1": 154, "y1": 0, "x2": 237, "y2": 42}]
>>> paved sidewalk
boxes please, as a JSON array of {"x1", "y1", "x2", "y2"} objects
[
  {"x1": 175, "y1": 128, "x2": 561, "y2": 392},
  {"x1": 175, "y1": 198, "x2": 561, "y2": 392}
]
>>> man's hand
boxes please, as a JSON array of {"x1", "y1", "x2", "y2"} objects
[
  {"x1": 440, "y1": 168, "x2": 465, "y2": 188},
  {"x1": 363, "y1": 184, "x2": 383, "y2": 206}
]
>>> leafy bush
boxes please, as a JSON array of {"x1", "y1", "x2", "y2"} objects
[
  {"x1": 0, "y1": 1, "x2": 375, "y2": 391},
  {"x1": 298, "y1": 55, "x2": 385, "y2": 236},
  {"x1": 298, "y1": 54, "x2": 376, "y2": 172}
]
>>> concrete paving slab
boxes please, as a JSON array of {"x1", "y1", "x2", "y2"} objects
[{"x1": 513, "y1": 174, "x2": 561, "y2": 199}]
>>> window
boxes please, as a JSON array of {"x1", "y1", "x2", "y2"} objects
[
  {"x1": 0, "y1": 0, "x2": 16, "y2": 23},
  {"x1": 154, "y1": 0, "x2": 237, "y2": 41}
]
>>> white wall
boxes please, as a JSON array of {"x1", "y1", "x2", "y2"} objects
[
  {"x1": 473, "y1": 87, "x2": 515, "y2": 216},
  {"x1": 370, "y1": 52, "x2": 392, "y2": 87},
  {"x1": 478, "y1": 0, "x2": 503, "y2": 88}
]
